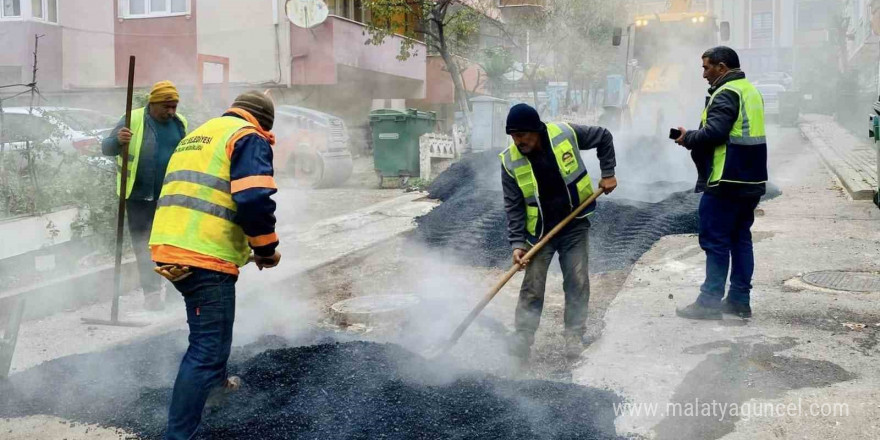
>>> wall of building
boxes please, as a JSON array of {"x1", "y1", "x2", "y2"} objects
[
  {"x1": 60, "y1": 0, "x2": 115, "y2": 89},
  {"x1": 197, "y1": 0, "x2": 282, "y2": 85},
  {"x1": 291, "y1": 16, "x2": 425, "y2": 88},
  {"x1": 113, "y1": 2, "x2": 198, "y2": 87},
  {"x1": 0, "y1": 21, "x2": 63, "y2": 91},
  {"x1": 290, "y1": 17, "x2": 337, "y2": 85}
]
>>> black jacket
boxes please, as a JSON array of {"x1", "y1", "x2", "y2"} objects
[
  {"x1": 502, "y1": 124, "x2": 616, "y2": 250},
  {"x1": 682, "y1": 70, "x2": 765, "y2": 198}
]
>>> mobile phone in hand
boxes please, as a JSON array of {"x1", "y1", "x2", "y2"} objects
[{"x1": 669, "y1": 128, "x2": 682, "y2": 140}]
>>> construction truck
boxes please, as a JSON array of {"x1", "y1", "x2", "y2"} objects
[
  {"x1": 273, "y1": 105, "x2": 354, "y2": 188},
  {"x1": 605, "y1": 0, "x2": 730, "y2": 136}
]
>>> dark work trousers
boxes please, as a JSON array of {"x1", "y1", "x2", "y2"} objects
[
  {"x1": 126, "y1": 199, "x2": 162, "y2": 295},
  {"x1": 514, "y1": 219, "x2": 591, "y2": 349},
  {"x1": 165, "y1": 268, "x2": 237, "y2": 440},
  {"x1": 696, "y1": 192, "x2": 761, "y2": 308}
]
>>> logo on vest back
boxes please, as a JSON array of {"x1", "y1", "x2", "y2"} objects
[
  {"x1": 562, "y1": 151, "x2": 574, "y2": 164},
  {"x1": 175, "y1": 135, "x2": 213, "y2": 152}
]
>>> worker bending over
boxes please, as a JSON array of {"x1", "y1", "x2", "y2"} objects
[
  {"x1": 501, "y1": 103, "x2": 618, "y2": 364},
  {"x1": 149, "y1": 91, "x2": 281, "y2": 440}
]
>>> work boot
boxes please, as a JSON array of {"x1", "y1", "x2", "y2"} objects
[
  {"x1": 508, "y1": 334, "x2": 531, "y2": 369},
  {"x1": 720, "y1": 299, "x2": 752, "y2": 318},
  {"x1": 206, "y1": 376, "x2": 243, "y2": 408},
  {"x1": 143, "y1": 292, "x2": 164, "y2": 312},
  {"x1": 564, "y1": 335, "x2": 585, "y2": 360},
  {"x1": 675, "y1": 301, "x2": 722, "y2": 320}
]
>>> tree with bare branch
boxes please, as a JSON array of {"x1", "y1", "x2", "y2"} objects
[{"x1": 363, "y1": 0, "x2": 485, "y2": 121}]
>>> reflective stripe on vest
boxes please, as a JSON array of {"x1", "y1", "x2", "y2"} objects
[
  {"x1": 701, "y1": 78, "x2": 768, "y2": 186},
  {"x1": 116, "y1": 108, "x2": 188, "y2": 199},
  {"x1": 148, "y1": 116, "x2": 251, "y2": 267},
  {"x1": 499, "y1": 122, "x2": 594, "y2": 243}
]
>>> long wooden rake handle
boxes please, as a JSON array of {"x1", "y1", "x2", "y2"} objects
[{"x1": 434, "y1": 189, "x2": 604, "y2": 356}]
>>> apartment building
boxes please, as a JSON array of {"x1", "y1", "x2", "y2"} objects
[{"x1": 1, "y1": 0, "x2": 500, "y2": 124}]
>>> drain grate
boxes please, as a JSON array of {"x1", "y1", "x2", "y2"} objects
[{"x1": 802, "y1": 271, "x2": 880, "y2": 293}]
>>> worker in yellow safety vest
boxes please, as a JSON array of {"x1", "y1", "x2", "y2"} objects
[
  {"x1": 102, "y1": 80, "x2": 187, "y2": 311},
  {"x1": 500, "y1": 103, "x2": 618, "y2": 364},
  {"x1": 149, "y1": 91, "x2": 281, "y2": 440},
  {"x1": 674, "y1": 46, "x2": 768, "y2": 320}
]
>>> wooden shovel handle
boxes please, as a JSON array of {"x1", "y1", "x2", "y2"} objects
[{"x1": 437, "y1": 190, "x2": 604, "y2": 355}]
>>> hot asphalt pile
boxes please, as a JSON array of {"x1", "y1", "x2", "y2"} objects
[
  {"x1": 415, "y1": 151, "x2": 702, "y2": 272},
  {"x1": 0, "y1": 332, "x2": 622, "y2": 440}
]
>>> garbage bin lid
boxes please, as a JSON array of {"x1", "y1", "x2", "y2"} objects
[{"x1": 369, "y1": 108, "x2": 436, "y2": 121}]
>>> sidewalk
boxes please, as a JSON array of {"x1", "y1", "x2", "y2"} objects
[
  {"x1": 572, "y1": 125, "x2": 880, "y2": 439},
  {"x1": 799, "y1": 114, "x2": 878, "y2": 200},
  {"x1": 7, "y1": 192, "x2": 436, "y2": 374}
]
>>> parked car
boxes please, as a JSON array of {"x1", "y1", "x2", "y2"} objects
[
  {"x1": 756, "y1": 84, "x2": 786, "y2": 116},
  {"x1": 273, "y1": 105, "x2": 353, "y2": 188},
  {"x1": 0, "y1": 107, "x2": 116, "y2": 155},
  {"x1": 752, "y1": 72, "x2": 794, "y2": 88}
]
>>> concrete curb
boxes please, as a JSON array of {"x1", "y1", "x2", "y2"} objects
[{"x1": 799, "y1": 115, "x2": 877, "y2": 200}]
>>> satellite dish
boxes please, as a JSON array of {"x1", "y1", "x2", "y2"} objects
[{"x1": 286, "y1": 0, "x2": 329, "y2": 29}]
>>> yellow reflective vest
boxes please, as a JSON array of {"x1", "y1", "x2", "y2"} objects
[
  {"x1": 116, "y1": 107, "x2": 188, "y2": 198},
  {"x1": 148, "y1": 116, "x2": 252, "y2": 267},
  {"x1": 702, "y1": 78, "x2": 768, "y2": 186},
  {"x1": 500, "y1": 122, "x2": 594, "y2": 244}
]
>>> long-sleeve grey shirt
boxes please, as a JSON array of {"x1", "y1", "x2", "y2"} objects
[{"x1": 502, "y1": 124, "x2": 616, "y2": 250}]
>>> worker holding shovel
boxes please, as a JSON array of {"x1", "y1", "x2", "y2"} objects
[
  {"x1": 149, "y1": 91, "x2": 281, "y2": 440},
  {"x1": 501, "y1": 103, "x2": 618, "y2": 364}
]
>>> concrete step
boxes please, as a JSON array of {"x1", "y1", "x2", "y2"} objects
[{"x1": 800, "y1": 114, "x2": 878, "y2": 200}]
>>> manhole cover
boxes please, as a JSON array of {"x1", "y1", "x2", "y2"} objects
[
  {"x1": 330, "y1": 295, "x2": 420, "y2": 325},
  {"x1": 801, "y1": 271, "x2": 880, "y2": 293}
]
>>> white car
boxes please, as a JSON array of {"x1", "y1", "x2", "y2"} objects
[{"x1": 0, "y1": 106, "x2": 116, "y2": 155}]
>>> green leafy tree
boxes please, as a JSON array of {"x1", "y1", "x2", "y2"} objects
[{"x1": 476, "y1": 46, "x2": 515, "y2": 96}]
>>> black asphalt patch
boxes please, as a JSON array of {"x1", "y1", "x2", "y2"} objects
[
  {"x1": 0, "y1": 332, "x2": 624, "y2": 440},
  {"x1": 417, "y1": 151, "x2": 781, "y2": 272},
  {"x1": 416, "y1": 151, "x2": 701, "y2": 272}
]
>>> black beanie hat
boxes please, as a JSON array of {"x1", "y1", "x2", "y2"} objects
[{"x1": 505, "y1": 103, "x2": 545, "y2": 134}]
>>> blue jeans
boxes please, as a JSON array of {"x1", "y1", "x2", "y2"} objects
[
  {"x1": 696, "y1": 192, "x2": 761, "y2": 308},
  {"x1": 165, "y1": 268, "x2": 237, "y2": 440}
]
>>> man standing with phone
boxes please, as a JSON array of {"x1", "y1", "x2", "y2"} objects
[{"x1": 673, "y1": 46, "x2": 768, "y2": 320}]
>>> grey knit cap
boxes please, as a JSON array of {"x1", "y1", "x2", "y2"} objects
[{"x1": 232, "y1": 90, "x2": 275, "y2": 131}]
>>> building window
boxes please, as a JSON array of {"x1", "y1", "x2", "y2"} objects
[
  {"x1": 31, "y1": 0, "x2": 57, "y2": 23},
  {"x1": 2, "y1": 0, "x2": 20, "y2": 17},
  {"x1": 328, "y1": 0, "x2": 365, "y2": 23},
  {"x1": 752, "y1": 11, "x2": 773, "y2": 46},
  {"x1": 797, "y1": 1, "x2": 830, "y2": 30},
  {"x1": 1, "y1": 0, "x2": 57, "y2": 22},
  {"x1": 122, "y1": 0, "x2": 189, "y2": 18}
]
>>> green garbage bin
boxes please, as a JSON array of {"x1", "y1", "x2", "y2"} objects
[{"x1": 369, "y1": 108, "x2": 437, "y2": 186}]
